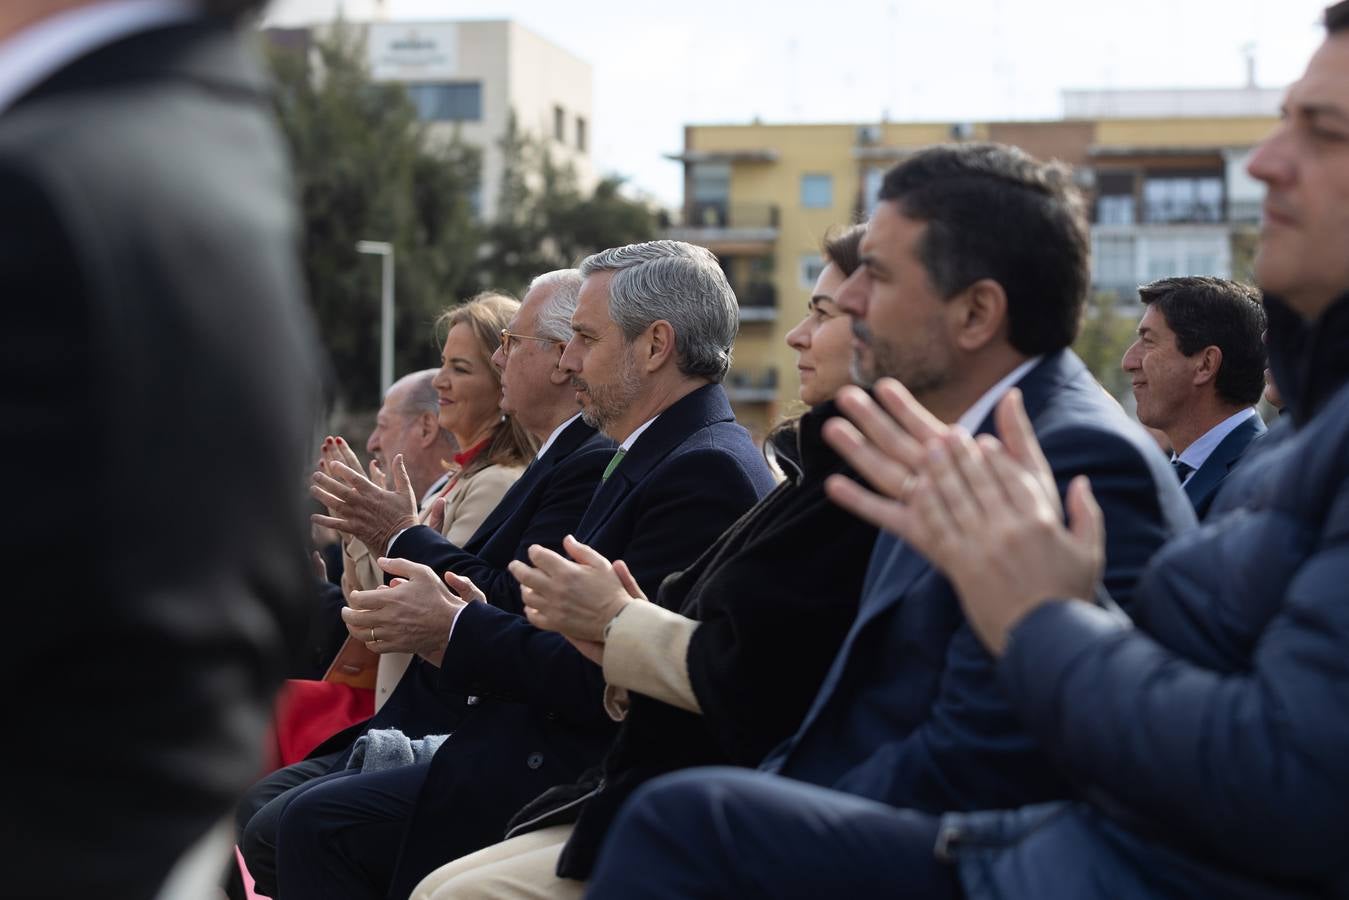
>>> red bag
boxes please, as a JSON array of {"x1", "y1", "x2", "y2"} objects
[
  {"x1": 271, "y1": 636, "x2": 378, "y2": 765},
  {"x1": 272, "y1": 679, "x2": 373, "y2": 766}
]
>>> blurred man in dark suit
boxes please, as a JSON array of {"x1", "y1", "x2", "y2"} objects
[{"x1": 0, "y1": 1, "x2": 322, "y2": 896}]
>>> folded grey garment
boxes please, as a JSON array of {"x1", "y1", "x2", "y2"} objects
[{"x1": 346, "y1": 728, "x2": 449, "y2": 773}]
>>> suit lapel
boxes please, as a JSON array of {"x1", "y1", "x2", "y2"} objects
[
  {"x1": 469, "y1": 418, "x2": 597, "y2": 545},
  {"x1": 575, "y1": 385, "x2": 733, "y2": 540},
  {"x1": 1184, "y1": 414, "x2": 1266, "y2": 509}
]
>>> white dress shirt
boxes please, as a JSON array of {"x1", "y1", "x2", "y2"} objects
[
  {"x1": 0, "y1": 0, "x2": 200, "y2": 115},
  {"x1": 1172, "y1": 407, "x2": 1259, "y2": 486},
  {"x1": 954, "y1": 357, "x2": 1043, "y2": 434}
]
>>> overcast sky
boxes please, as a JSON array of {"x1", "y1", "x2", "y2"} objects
[{"x1": 265, "y1": 0, "x2": 1330, "y2": 208}]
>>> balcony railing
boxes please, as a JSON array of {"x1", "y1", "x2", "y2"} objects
[
  {"x1": 736, "y1": 281, "x2": 777, "y2": 322},
  {"x1": 725, "y1": 367, "x2": 779, "y2": 404},
  {"x1": 686, "y1": 202, "x2": 780, "y2": 230}
]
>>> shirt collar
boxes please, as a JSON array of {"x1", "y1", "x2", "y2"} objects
[
  {"x1": 619, "y1": 414, "x2": 660, "y2": 453},
  {"x1": 955, "y1": 356, "x2": 1042, "y2": 434},
  {"x1": 1174, "y1": 407, "x2": 1258, "y2": 471},
  {"x1": 0, "y1": 0, "x2": 200, "y2": 116},
  {"x1": 535, "y1": 412, "x2": 583, "y2": 461}
]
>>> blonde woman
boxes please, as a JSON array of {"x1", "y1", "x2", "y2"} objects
[{"x1": 340, "y1": 292, "x2": 536, "y2": 698}]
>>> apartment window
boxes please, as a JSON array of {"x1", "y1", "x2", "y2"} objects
[
  {"x1": 691, "y1": 162, "x2": 731, "y2": 226},
  {"x1": 800, "y1": 174, "x2": 833, "y2": 209},
  {"x1": 575, "y1": 115, "x2": 587, "y2": 152},
  {"x1": 799, "y1": 253, "x2": 825, "y2": 288},
  {"x1": 553, "y1": 105, "x2": 566, "y2": 142},
  {"x1": 1094, "y1": 171, "x2": 1136, "y2": 225},
  {"x1": 405, "y1": 82, "x2": 481, "y2": 122},
  {"x1": 1092, "y1": 234, "x2": 1137, "y2": 287},
  {"x1": 1097, "y1": 195, "x2": 1136, "y2": 225},
  {"x1": 1142, "y1": 174, "x2": 1223, "y2": 223},
  {"x1": 862, "y1": 167, "x2": 886, "y2": 218}
]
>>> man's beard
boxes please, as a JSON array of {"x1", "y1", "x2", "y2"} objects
[
  {"x1": 849, "y1": 318, "x2": 950, "y2": 398},
  {"x1": 574, "y1": 348, "x2": 642, "y2": 437}
]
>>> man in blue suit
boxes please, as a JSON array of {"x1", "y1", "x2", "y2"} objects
[
  {"x1": 258, "y1": 242, "x2": 775, "y2": 900},
  {"x1": 583, "y1": 143, "x2": 1193, "y2": 898},
  {"x1": 1121, "y1": 275, "x2": 1268, "y2": 519}
]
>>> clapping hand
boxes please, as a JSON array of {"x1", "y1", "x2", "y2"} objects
[
  {"x1": 510, "y1": 536, "x2": 646, "y2": 648},
  {"x1": 343, "y1": 558, "x2": 485, "y2": 665},
  {"x1": 311, "y1": 452, "x2": 419, "y2": 558}
]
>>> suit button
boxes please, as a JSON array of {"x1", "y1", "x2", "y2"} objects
[
  {"x1": 526, "y1": 752, "x2": 544, "y2": 770},
  {"x1": 545, "y1": 711, "x2": 559, "y2": 721}
]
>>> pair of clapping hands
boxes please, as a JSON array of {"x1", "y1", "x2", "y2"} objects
[
  {"x1": 509, "y1": 380, "x2": 1106, "y2": 662},
  {"x1": 309, "y1": 437, "x2": 465, "y2": 663}
]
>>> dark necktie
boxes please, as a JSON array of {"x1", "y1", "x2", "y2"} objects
[{"x1": 1172, "y1": 458, "x2": 1195, "y2": 483}]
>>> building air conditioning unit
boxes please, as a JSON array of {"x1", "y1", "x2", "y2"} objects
[
  {"x1": 949, "y1": 122, "x2": 976, "y2": 141},
  {"x1": 856, "y1": 124, "x2": 882, "y2": 145}
]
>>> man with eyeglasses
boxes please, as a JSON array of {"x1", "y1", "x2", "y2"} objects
[
  {"x1": 237, "y1": 269, "x2": 611, "y2": 892},
  {"x1": 240, "y1": 246, "x2": 774, "y2": 900}
]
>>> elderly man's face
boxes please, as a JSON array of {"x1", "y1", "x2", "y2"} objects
[
  {"x1": 1248, "y1": 31, "x2": 1349, "y2": 319},
  {"x1": 366, "y1": 384, "x2": 424, "y2": 475},
  {"x1": 491, "y1": 284, "x2": 565, "y2": 431},
  {"x1": 559, "y1": 271, "x2": 642, "y2": 436}
]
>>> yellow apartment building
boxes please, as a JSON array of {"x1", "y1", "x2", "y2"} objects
[{"x1": 666, "y1": 88, "x2": 1280, "y2": 438}]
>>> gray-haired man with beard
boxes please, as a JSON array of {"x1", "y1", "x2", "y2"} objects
[{"x1": 257, "y1": 241, "x2": 777, "y2": 900}]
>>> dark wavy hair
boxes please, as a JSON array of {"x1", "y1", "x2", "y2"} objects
[
  {"x1": 1327, "y1": 0, "x2": 1349, "y2": 32},
  {"x1": 1138, "y1": 276, "x2": 1268, "y2": 407},
  {"x1": 877, "y1": 142, "x2": 1090, "y2": 356}
]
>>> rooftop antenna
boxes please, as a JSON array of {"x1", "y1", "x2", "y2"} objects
[
  {"x1": 1242, "y1": 42, "x2": 1257, "y2": 88},
  {"x1": 886, "y1": 3, "x2": 897, "y2": 120}
]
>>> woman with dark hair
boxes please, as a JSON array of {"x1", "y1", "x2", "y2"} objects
[
  {"x1": 408, "y1": 224, "x2": 873, "y2": 898},
  {"x1": 766, "y1": 224, "x2": 869, "y2": 477}
]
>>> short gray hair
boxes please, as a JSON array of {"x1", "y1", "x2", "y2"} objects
[
  {"x1": 579, "y1": 240, "x2": 738, "y2": 382},
  {"x1": 389, "y1": 369, "x2": 439, "y2": 417},
  {"x1": 527, "y1": 269, "x2": 584, "y2": 342}
]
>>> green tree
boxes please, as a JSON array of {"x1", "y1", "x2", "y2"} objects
[
  {"x1": 265, "y1": 21, "x2": 482, "y2": 409},
  {"x1": 1073, "y1": 291, "x2": 1138, "y2": 399},
  {"x1": 480, "y1": 115, "x2": 658, "y2": 295}
]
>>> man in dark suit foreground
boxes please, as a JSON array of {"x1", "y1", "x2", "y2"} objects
[
  {"x1": 248, "y1": 242, "x2": 774, "y2": 900},
  {"x1": 584, "y1": 143, "x2": 1192, "y2": 897},
  {"x1": 1121, "y1": 275, "x2": 1268, "y2": 519},
  {"x1": 1, "y1": 1, "x2": 322, "y2": 896}
]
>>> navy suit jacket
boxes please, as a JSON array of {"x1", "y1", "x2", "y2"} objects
[
  {"x1": 392, "y1": 416, "x2": 614, "y2": 614},
  {"x1": 1184, "y1": 412, "x2": 1266, "y2": 520},
  {"x1": 759, "y1": 350, "x2": 1195, "y2": 815},
  {"x1": 334, "y1": 416, "x2": 612, "y2": 749},
  {"x1": 386, "y1": 383, "x2": 776, "y2": 896}
]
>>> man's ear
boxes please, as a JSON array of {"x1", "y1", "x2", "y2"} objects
[
  {"x1": 951, "y1": 278, "x2": 1008, "y2": 352},
  {"x1": 641, "y1": 320, "x2": 677, "y2": 373},
  {"x1": 417, "y1": 412, "x2": 440, "y2": 447},
  {"x1": 549, "y1": 344, "x2": 570, "y2": 386},
  {"x1": 1193, "y1": 346, "x2": 1223, "y2": 387}
]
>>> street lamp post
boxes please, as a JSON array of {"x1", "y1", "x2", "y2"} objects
[{"x1": 356, "y1": 240, "x2": 395, "y2": 400}]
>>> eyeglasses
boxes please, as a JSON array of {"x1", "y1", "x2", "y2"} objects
[{"x1": 500, "y1": 329, "x2": 563, "y2": 356}]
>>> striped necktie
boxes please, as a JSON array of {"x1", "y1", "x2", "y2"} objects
[
  {"x1": 1171, "y1": 458, "x2": 1195, "y2": 483},
  {"x1": 602, "y1": 448, "x2": 627, "y2": 482}
]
